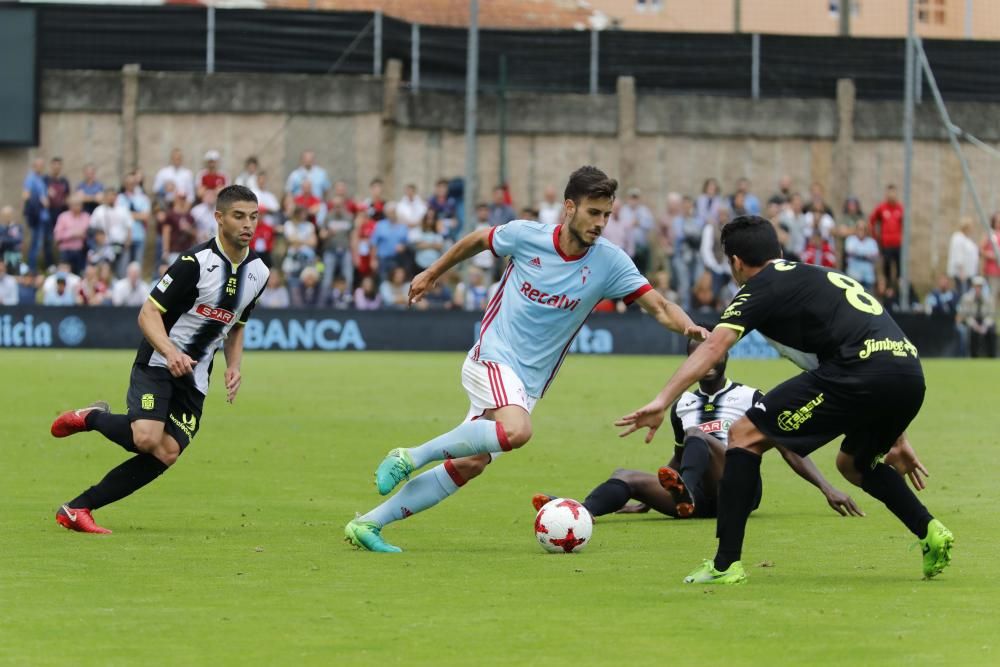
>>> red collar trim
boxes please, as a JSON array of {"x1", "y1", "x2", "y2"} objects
[{"x1": 552, "y1": 225, "x2": 588, "y2": 262}]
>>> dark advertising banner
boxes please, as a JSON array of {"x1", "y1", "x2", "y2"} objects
[{"x1": 0, "y1": 306, "x2": 961, "y2": 359}]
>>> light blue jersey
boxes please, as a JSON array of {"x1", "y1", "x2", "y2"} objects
[{"x1": 473, "y1": 220, "x2": 651, "y2": 398}]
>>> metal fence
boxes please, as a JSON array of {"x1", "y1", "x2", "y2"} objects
[{"x1": 25, "y1": 4, "x2": 1000, "y2": 100}]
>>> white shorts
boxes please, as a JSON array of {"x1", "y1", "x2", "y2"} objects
[{"x1": 461, "y1": 355, "x2": 538, "y2": 423}]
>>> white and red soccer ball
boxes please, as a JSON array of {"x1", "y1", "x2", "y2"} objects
[{"x1": 534, "y1": 498, "x2": 593, "y2": 553}]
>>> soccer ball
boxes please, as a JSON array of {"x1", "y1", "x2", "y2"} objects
[{"x1": 534, "y1": 498, "x2": 593, "y2": 553}]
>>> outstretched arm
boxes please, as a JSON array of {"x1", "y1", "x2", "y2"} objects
[
  {"x1": 616, "y1": 326, "x2": 739, "y2": 443},
  {"x1": 634, "y1": 289, "x2": 708, "y2": 340},
  {"x1": 777, "y1": 446, "x2": 865, "y2": 517},
  {"x1": 409, "y1": 227, "x2": 492, "y2": 305}
]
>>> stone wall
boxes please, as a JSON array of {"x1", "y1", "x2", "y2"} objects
[{"x1": 4, "y1": 66, "x2": 1000, "y2": 289}]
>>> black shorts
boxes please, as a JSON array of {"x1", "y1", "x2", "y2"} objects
[
  {"x1": 745, "y1": 369, "x2": 925, "y2": 469},
  {"x1": 126, "y1": 363, "x2": 205, "y2": 448}
]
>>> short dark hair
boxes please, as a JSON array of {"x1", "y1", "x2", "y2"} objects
[
  {"x1": 720, "y1": 215, "x2": 781, "y2": 267},
  {"x1": 216, "y1": 184, "x2": 257, "y2": 212},
  {"x1": 563, "y1": 166, "x2": 618, "y2": 205}
]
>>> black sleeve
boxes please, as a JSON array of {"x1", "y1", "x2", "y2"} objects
[
  {"x1": 670, "y1": 402, "x2": 684, "y2": 445},
  {"x1": 717, "y1": 283, "x2": 777, "y2": 340},
  {"x1": 751, "y1": 390, "x2": 764, "y2": 405},
  {"x1": 148, "y1": 254, "x2": 200, "y2": 313},
  {"x1": 237, "y1": 282, "x2": 268, "y2": 325}
]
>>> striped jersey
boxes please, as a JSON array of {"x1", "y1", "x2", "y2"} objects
[
  {"x1": 474, "y1": 219, "x2": 651, "y2": 398},
  {"x1": 141, "y1": 238, "x2": 269, "y2": 394},
  {"x1": 669, "y1": 380, "x2": 761, "y2": 446}
]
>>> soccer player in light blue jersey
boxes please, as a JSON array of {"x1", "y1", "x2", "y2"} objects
[{"x1": 345, "y1": 166, "x2": 707, "y2": 552}]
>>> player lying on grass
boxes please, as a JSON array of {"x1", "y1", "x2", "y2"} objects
[
  {"x1": 345, "y1": 166, "x2": 707, "y2": 552},
  {"x1": 617, "y1": 215, "x2": 953, "y2": 584},
  {"x1": 49, "y1": 185, "x2": 268, "y2": 534},
  {"x1": 532, "y1": 337, "x2": 862, "y2": 520}
]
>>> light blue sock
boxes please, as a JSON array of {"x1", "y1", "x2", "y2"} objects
[
  {"x1": 360, "y1": 463, "x2": 461, "y2": 528},
  {"x1": 407, "y1": 419, "x2": 508, "y2": 469}
]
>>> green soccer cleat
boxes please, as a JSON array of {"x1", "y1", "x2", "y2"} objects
[
  {"x1": 683, "y1": 559, "x2": 747, "y2": 585},
  {"x1": 374, "y1": 448, "x2": 415, "y2": 496},
  {"x1": 344, "y1": 519, "x2": 402, "y2": 553},
  {"x1": 918, "y1": 518, "x2": 954, "y2": 579}
]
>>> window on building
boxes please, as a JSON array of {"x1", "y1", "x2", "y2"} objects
[
  {"x1": 916, "y1": 0, "x2": 945, "y2": 24},
  {"x1": 636, "y1": 0, "x2": 664, "y2": 12},
  {"x1": 828, "y1": 1, "x2": 860, "y2": 18}
]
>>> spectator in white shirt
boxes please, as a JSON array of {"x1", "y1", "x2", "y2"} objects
[
  {"x1": 537, "y1": 185, "x2": 562, "y2": 227},
  {"x1": 110, "y1": 261, "x2": 150, "y2": 307},
  {"x1": 234, "y1": 156, "x2": 260, "y2": 191},
  {"x1": 947, "y1": 217, "x2": 980, "y2": 295},
  {"x1": 395, "y1": 183, "x2": 428, "y2": 229},
  {"x1": 701, "y1": 206, "x2": 732, "y2": 298},
  {"x1": 259, "y1": 270, "x2": 290, "y2": 309},
  {"x1": 152, "y1": 148, "x2": 195, "y2": 204},
  {"x1": 285, "y1": 150, "x2": 331, "y2": 199},
  {"x1": 251, "y1": 170, "x2": 282, "y2": 227},
  {"x1": 0, "y1": 261, "x2": 18, "y2": 305},
  {"x1": 42, "y1": 272, "x2": 77, "y2": 306},
  {"x1": 89, "y1": 188, "x2": 132, "y2": 275},
  {"x1": 190, "y1": 188, "x2": 218, "y2": 243}
]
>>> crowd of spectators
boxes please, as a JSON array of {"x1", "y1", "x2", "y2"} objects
[{"x1": 3, "y1": 151, "x2": 996, "y2": 357}]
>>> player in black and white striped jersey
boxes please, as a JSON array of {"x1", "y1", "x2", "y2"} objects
[
  {"x1": 50, "y1": 185, "x2": 269, "y2": 534},
  {"x1": 533, "y1": 338, "x2": 862, "y2": 521}
]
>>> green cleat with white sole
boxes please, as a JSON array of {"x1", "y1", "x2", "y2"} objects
[
  {"x1": 374, "y1": 448, "x2": 415, "y2": 496},
  {"x1": 683, "y1": 559, "x2": 747, "y2": 585},
  {"x1": 344, "y1": 519, "x2": 402, "y2": 553},
  {"x1": 919, "y1": 518, "x2": 954, "y2": 579}
]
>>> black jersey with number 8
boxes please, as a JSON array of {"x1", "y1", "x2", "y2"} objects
[{"x1": 716, "y1": 260, "x2": 922, "y2": 378}]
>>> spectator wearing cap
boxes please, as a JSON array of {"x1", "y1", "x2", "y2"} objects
[
  {"x1": 153, "y1": 148, "x2": 195, "y2": 204},
  {"x1": 619, "y1": 187, "x2": 655, "y2": 274},
  {"x1": 54, "y1": 193, "x2": 90, "y2": 274},
  {"x1": 75, "y1": 164, "x2": 104, "y2": 214},
  {"x1": 111, "y1": 261, "x2": 150, "y2": 307},
  {"x1": 197, "y1": 150, "x2": 228, "y2": 200},
  {"x1": 958, "y1": 276, "x2": 996, "y2": 358},
  {"x1": 285, "y1": 150, "x2": 331, "y2": 199},
  {"x1": 0, "y1": 261, "x2": 18, "y2": 305}
]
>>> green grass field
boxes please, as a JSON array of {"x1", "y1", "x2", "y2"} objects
[{"x1": 1, "y1": 350, "x2": 997, "y2": 666}]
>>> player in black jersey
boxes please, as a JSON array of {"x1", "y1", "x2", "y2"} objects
[
  {"x1": 49, "y1": 185, "x2": 268, "y2": 534},
  {"x1": 533, "y1": 338, "x2": 862, "y2": 520},
  {"x1": 617, "y1": 215, "x2": 953, "y2": 584}
]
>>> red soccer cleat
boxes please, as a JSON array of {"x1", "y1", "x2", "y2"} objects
[
  {"x1": 50, "y1": 401, "x2": 110, "y2": 438},
  {"x1": 532, "y1": 493, "x2": 556, "y2": 512},
  {"x1": 55, "y1": 505, "x2": 112, "y2": 534},
  {"x1": 657, "y1": 466, "x2": 696, "y2": 518}
]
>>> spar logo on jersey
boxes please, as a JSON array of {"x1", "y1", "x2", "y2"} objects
[
  {"x1": 698, "y1": 419, "x2": 732, "y2": 434},
  {"x1": 196, "y1": 304, "x2": 236, "y2": 324},
  {"x1": 519, "y1": 281, "x2": 580, "y2": 310}
]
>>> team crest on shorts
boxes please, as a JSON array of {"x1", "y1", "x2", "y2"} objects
[{"x1": 141, "y1": 393, "x2": 155, "y2": 410}]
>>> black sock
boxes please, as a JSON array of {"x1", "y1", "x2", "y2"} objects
[
  {"x1": 679, "y1": 434, "x2": 711, "y2": 511},
  {"x1": 583, "y1": 478, "x2": 631, "y2": 517},
  {"x1": 714, "y1": 448, "x2": 762, "y2": 571},
  {"x1": 861, "y1": 462, "x2": 933, "y2": 539},
  {"x1": 85, "y1": 411, "x2": 138, "y2": 453},
  {"x1": 68, "y1": 454, "x2": 169, "y2": 510}
]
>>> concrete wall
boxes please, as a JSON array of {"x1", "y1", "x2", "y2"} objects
[{"x1": 4, "y1": 67, "x2": 1000, "y2": 290}]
